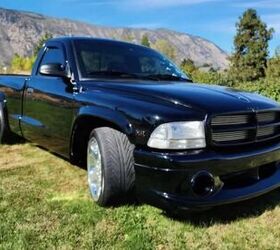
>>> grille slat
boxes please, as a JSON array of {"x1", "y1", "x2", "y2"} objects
[
  {"x1": 211, "y1": 111, "x2": 280, "y2": 146},
  {"x1": 211, "y1": 115, "x2": 250, "y2": 126},
  {"x1": 257, "y1": 127, "x2": 275, "y2": 137},
  {"x1": 212, "y1": 130, "x2": 249, "y2": 142},
  {"x1": 257, "y1": 112, "x2": 277, "y2": 123}
]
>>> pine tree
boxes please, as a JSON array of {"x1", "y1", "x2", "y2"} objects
[
  {"x1": 229, "y1": 9, "x2": 274, "y2": 82},
  {"x1": 141, "y1": 35, "x2": 150, "y2": 47}
]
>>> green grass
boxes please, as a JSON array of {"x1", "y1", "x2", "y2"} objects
[{"x1": 1, "y1": 143, "x2": 280, "y2": 249}]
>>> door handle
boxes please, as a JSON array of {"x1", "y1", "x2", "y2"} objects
[{"x1": 26, "y1": 87, "x2": 34, "y2": 95}]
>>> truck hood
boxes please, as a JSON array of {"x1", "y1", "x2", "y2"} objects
[{"x1": 85, "y1": 81, "x2": 279, "y2": 114}]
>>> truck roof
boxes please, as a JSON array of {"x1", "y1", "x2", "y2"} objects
[{"x1": 47, "y1": 36, "x2": 145, "y2": 48}]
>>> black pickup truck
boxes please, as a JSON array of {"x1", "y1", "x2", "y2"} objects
[{"x1": 1, "y1": 37, "x2": 280, "y2": 212}]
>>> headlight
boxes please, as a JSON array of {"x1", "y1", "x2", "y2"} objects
[{"x1": 147, "y1": 121, "x2": 206, "y2": 149}]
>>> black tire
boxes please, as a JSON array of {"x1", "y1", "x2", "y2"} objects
[
  {"x1": 87, "y1": 127, "x2": 135, "y2": 206},
  {"x1": 0, "y1": 102, "x2": 10, "y2": 144}
]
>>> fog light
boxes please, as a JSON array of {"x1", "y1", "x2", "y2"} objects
[{"x1": 191, "y1": 171, "x2": 215, "y2": 197}]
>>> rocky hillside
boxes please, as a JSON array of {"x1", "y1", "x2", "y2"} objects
[{"x1": 0, "y1": 7, "x2": 229, "y2": 69}]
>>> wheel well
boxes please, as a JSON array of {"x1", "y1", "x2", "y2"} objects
[{"x1": 70, "y1": 115, "x2": 124, "y2": 166}]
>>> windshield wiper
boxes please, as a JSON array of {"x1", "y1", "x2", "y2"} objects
[
  {"x1": 146, "y1": 74, "x2": 192, "y2": 82},
  {"x1": 87, "y1": 71, "x2": 192, "y2": 82},
  {"x1": 88, "y1": 71, "x2": 141, "y2": 79}
]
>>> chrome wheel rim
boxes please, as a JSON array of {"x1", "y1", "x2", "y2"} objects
[{"x1": 87, "y1": 137, "x2": 103, "y2": 201}]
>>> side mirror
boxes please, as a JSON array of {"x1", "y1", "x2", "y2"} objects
[{"x1": 39, "y1": 63, "x2": 70, "y2": 78}]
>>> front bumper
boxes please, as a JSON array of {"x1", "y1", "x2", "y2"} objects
[{"x1": 134, "y1": 142, "x2": 280, "y2": 211}]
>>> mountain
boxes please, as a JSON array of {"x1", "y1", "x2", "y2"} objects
[{"x1": 0, "y1": 7, "x2": 229, "y2": 69}]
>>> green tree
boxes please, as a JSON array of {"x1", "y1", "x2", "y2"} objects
[
  {"x1": 22, "y1": 56, "x2": 36, "y2": 71},
  {"x1": 229, "y1": 9, "x2": 274, "y2": 82},
  {"x1": 33, "y1": 32, "x2": 53, "y2": 56},
  {"x1": 10, "y1": 54, "x2": 35, "y2": 73},
  {"x1": 152, "y1": 39, "x2": 176, "y2": 61},
  {"x1": 10, "y1": 54, "x2": 23, "y2": 72},
  {"x1": 141, "y1": 35, "x2": 150, "y2": 47},
  {"x1": 266, "y1": 54, "x2": 280, "y2": 80},
  {"x1": 180, "y1": 58, "x2": 197, "y2": 78}
]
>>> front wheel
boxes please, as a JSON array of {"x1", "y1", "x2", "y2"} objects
[{"x1": 87, "y1": 127, "x2": 135, "y2": 206}]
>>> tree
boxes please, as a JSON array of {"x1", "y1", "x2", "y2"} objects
[
  {"x1": 33, "y1": 32, "x2": 53, "y2": 56},
  {"x1": 10, "y1": 54, "x2": 35, "y2": 73},
  {"x1": 180, "y1": 58, "x2": 197, "y2": 78},
  {"x1": 266, "y1": 54, "x2": 280, "y2": 80},
  {"x1": 141, "y1": 35, "x2": 150, "y2": 47},
  {"x1": 229, "y1": 9, "x2": 274, "y2": 82},
  {"x1": 152, "y1": 39, "x2": 176, "y2": 61},
  {"x1": 10, "y1": 54, "x2": 23, "y2": 72}
]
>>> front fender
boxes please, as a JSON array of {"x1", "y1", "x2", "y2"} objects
[
  {"x1": 69, "y1": 105, "x2": 136, "y2": 162},
  {"x1": 74, "y1": 105, "x2": 135, "y2": 137}
]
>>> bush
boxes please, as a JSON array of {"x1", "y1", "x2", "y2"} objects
[
  {"x1": 266, "y1": 56, "x2": 280, "y2": 80},
  {"x1": 191, "y1": 70, "x2": 234, "y2": 86},
  {"x1": 233, "y1": 79, "x2": 280, "y2": 102},
  {"x1": 10, "y1": 54, "x2": 35, "y2": 73},
  {"x1": 180, "y1": 60, "x2": 280, "y2": 102}
]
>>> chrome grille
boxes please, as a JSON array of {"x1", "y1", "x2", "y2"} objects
[
  {"x1": 211, "y1": 114, "x2": 250, "y2": 126},
  {"x1": 212, "y1": 130, "x2": 249, "y2": 142},
  {"x1": 210, "y1": 111, "x2": 280, "y2": 146},
  {"x1": 257, "y1": 127, "x2": 275, "y2": 137},
  {"x1": 257, "y1": 112, "x2": 277, "y2": 123}
]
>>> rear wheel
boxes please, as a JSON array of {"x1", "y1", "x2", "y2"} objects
[{"x1": 87, "y1": 127, "x2": 135, "y2": 206}]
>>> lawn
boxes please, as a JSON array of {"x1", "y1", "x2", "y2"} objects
[{"x1": 1, "y1": 143, "x2": 280, "y2": 250}]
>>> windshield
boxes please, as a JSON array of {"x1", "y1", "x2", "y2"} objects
[{"x1": 74, "y1": 39, "x2": 191, "y2": 82}]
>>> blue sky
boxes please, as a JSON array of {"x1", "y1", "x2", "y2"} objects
[{"x1": 1, "y1": 0, "x2": 280, "y2": 55}]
